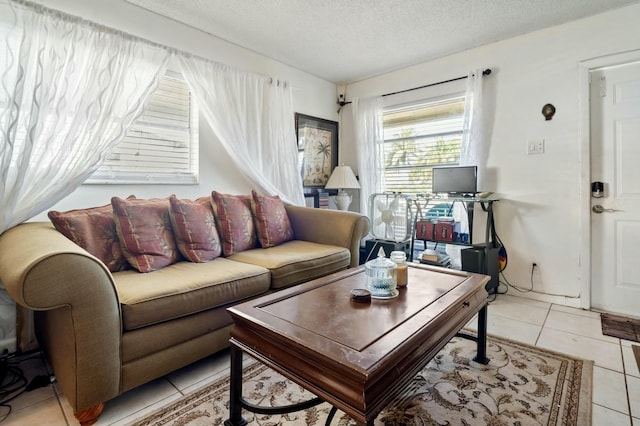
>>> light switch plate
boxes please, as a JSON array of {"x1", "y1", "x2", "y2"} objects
[{"x1": 527, "y1": 140, "x2": 544, "y2": 154}]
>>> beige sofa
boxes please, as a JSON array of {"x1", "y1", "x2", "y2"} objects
[{"x1": 0, "y1": 205, "x2": 369, "y2": 425}]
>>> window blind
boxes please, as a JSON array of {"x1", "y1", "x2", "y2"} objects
[
  {"x1": 87, "y1": 70, "x2": 199, "y2": 184},
  {"x1": 382, "y1": 96, "x2": 464, "y2": 194}
]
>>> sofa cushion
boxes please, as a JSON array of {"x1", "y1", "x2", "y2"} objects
[
  {"x1": 229, "y1": 240, "x2": 350, "y2": 289},
  {"x1": 210, "y1": 191, "x2": 258, "y2": 256},
  {"x1": 121, "y1": 308, "x2": 234, "y2": 366},
  {"x1": 112, "y1": 196, "x2": 180, "y2": 273},
  {"x1": 169, "y1": 195, "x2": 222, "y2": 262},
  {"x1": 113, "y1": 258, "x2": 271, "y2": 331},
  {"x1": 250, "y1": 190, "x2": 294, "y2": 248},
  {"x1": 47, "y1": 196, "x2": 135, "y2": 272}
]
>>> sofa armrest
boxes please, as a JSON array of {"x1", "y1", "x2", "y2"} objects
[
  {"x1": 0, "y1": 222, "x2": 122, "y2": 413},
  {"x1": 285, "y1": 205, "x2": 369, "y2": 267}
]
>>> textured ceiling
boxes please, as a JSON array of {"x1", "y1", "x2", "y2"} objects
[{"x1": 125, "y1": 0, "x2": 640, "y2": 84}]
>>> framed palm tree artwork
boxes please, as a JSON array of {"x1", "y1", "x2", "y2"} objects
[{"x1": 295, "y1": 113, "x2": 338, "y2": 188}]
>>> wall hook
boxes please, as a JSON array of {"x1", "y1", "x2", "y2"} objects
[{"x1": 542, "y1": 103, "x2": 556, "y2": 120}]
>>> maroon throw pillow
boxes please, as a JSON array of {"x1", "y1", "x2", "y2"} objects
[
  {"x1": 112, "y1": 196, "x2": 180, "y2": 272},
  {"x1": 210, "y1": 191, "x2": 258, "y2": 256},
  {"x1": 48, "y1": 196, "x2": 135, "y2": 272},
  {"x1": 250, "y1": 190, "x2": 293, "y2": 248},
  {"x1": 169, "y1": 195, "x2": 222, "y2": 262}
]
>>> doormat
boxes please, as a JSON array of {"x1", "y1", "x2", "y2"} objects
[
  {"x1": 601, "y1": 312, "x2": 640, "y2": 342},
  {"x1": 633, "y1": 345, "x2": 640, "y2": 371}
]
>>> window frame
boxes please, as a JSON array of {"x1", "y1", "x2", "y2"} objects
[{"x1": 381, "y1": 92, "x2": 465, "y2": 196}]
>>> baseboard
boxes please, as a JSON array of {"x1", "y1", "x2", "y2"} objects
[{"x1": 503, "y1": 291, "x2": 582, "y2": 308}]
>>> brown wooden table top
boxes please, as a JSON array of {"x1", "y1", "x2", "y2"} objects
[{"x1": 227, "y1": 263, "x2": 489, "y2": 424}]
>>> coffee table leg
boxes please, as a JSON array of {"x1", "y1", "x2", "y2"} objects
[
  {"x1": 473, "y1": 305, "x2": 489, "y2": 364},
  {"x1": 224, "y1": 345, "x2": 247, "y2": 426}
]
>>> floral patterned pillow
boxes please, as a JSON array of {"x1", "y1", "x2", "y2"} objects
[
  {"x1": 48, "y1": 196, "x2": 136, "y2": 273},
  {"x1": 250, "y1": 190, "x2": 294, "y2": 248},
  {"x1": 169, "y1": 195, "x2": 222, "y2": 262},
  {"x1": 111, "y1": 196, "x2": 180, "y2": 273},
  {"x1": 210, "y1": 191, "x2": 258, "y2": 256}
]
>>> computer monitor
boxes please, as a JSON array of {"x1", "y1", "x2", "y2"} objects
[{"x1": 432, "y1": 166, "x2": 477, "y2": 195}]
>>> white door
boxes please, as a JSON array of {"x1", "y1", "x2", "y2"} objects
[{"x1": 590, "y1": 61, "x2": 640, "y2": 316}]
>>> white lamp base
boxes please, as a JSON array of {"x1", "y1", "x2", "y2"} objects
[{"x1": 334, "y1": 190, "x2": 352, "y2": 211}]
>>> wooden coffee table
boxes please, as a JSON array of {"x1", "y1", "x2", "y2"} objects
[{"x1": 225, "y1": 264, "x2": 489, "y2": 426}]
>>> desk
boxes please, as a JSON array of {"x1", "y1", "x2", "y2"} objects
[{"x1": 410, "y1": 195, "x2": 500, "y2": 293}]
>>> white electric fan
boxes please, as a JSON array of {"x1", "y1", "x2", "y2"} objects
[{"x1": 368, "y1": 193, "x2": 409, "y2": 242}]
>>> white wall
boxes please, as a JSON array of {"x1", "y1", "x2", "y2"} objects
[
  {"x1": 26, "y1": 1, "x2": 640, "y2": 305},
  {"x1": 31, "y1": 0, "x2": 338, "y2": 218},
  {"x1": 341, "y1": 3, "x2": 640, "y2": 305}
]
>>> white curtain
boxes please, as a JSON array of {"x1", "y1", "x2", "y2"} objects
[
  {"x1": 0, "y1": 0, "x2": 169, "y2": 353},
  {"x1": 351, "y1": 96, "x2": 384, "y2": 217},
  {"x1": 177, "y1": 56, "x2": 304, "y2": 205},
  {"x1": 0, "y1": 1, "x2": 170, "y2": 232},
  {"x1": 459, "y1": 69, "x2": 488, "y2": 188},
  {"x1": 452, "y1": 68, "x2": 489, "y2": 262}
]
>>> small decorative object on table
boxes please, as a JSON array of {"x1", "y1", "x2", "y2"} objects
[
  {"x1": 364, "y1": 248, "x2": 398, "y2": 299},
  {"x1": 350, "y1": 288, "x2": 371, "y2": 303},
  {"x1": 391, "y1": 251, "x2": 408, "y2": 287}
]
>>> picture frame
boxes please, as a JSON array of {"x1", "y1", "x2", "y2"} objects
[{"x1": 295, "y1": 113, "x2": 338, "y2": 188}]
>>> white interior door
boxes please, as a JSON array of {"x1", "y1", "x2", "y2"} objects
[{"x1": 590, "y1": 61, "x2": 640, "y2": 316}]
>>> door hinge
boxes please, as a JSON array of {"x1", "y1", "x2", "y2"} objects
[{"x1": 600, "y1": 76, "x2": 607, "y2": 97}]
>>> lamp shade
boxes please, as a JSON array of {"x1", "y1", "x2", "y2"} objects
[{"x1": 325, "y1": 165, "x2": 360, "y2": 190}]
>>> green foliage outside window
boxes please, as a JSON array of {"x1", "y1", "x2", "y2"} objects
[{"x1": 382, "y1": 97, "x2": 464, "y2": 195}]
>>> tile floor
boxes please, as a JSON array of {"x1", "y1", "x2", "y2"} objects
[{"x1": 1, "y1": 294, "x2": 638, "y2": 425}]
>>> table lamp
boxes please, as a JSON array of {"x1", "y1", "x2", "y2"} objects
[{"x1": 324, "y1": 165, "x2": 360, "y2": 211}]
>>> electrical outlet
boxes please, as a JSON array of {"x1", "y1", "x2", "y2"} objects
[{"x1": 527, "y1": 140, "x2": 544, "y2": 155}]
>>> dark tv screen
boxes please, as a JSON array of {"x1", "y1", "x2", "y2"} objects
[{"x1": 432, "y1": 166, "x2": 477, "y2": 195}]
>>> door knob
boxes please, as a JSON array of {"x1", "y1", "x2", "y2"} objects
[{"x1": 592, "y1": 205, "x2": 622, "y2": 214}]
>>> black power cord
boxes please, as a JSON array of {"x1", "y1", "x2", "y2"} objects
[
  {"x1": 482, "y1": 202, "x2": 537, "y2": 295},
  {"x1": 498, "y1": 263, "x2": 535, "y2": 295},
  {"x1": 0, "y1": 351, "x2": 54, "y2": 422},
  {"x1": 0, "y1": 355, "x2": 27, "y2": 422}
]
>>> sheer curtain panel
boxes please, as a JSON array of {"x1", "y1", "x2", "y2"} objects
[
  {"x1": 177, "y1": 56, "x2": 304, "y2": 205},
  {"x1": 459, "y1": 69, "x2": 488, "y2": 188},
  {"x1": 0, "y1": 1, "x2": 170, "y2": 232},
  {"x1": 351, "y1": 96, "x2": 384, "y2": 217},
  {"x1": 0, "y1": 0, "x2": 170, "y2": 353}
]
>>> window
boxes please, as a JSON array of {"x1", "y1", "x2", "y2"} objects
[
  {"x1": 87, "y1": 69, "x2": 199, "y2": 184},
  {"x1": 382, "y1": 95, "x2": 464, "y2": 195}
]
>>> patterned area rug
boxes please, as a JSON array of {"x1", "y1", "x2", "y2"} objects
[{"x1": 133, "y1": 334, "x2": 592, "y2": 426}]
